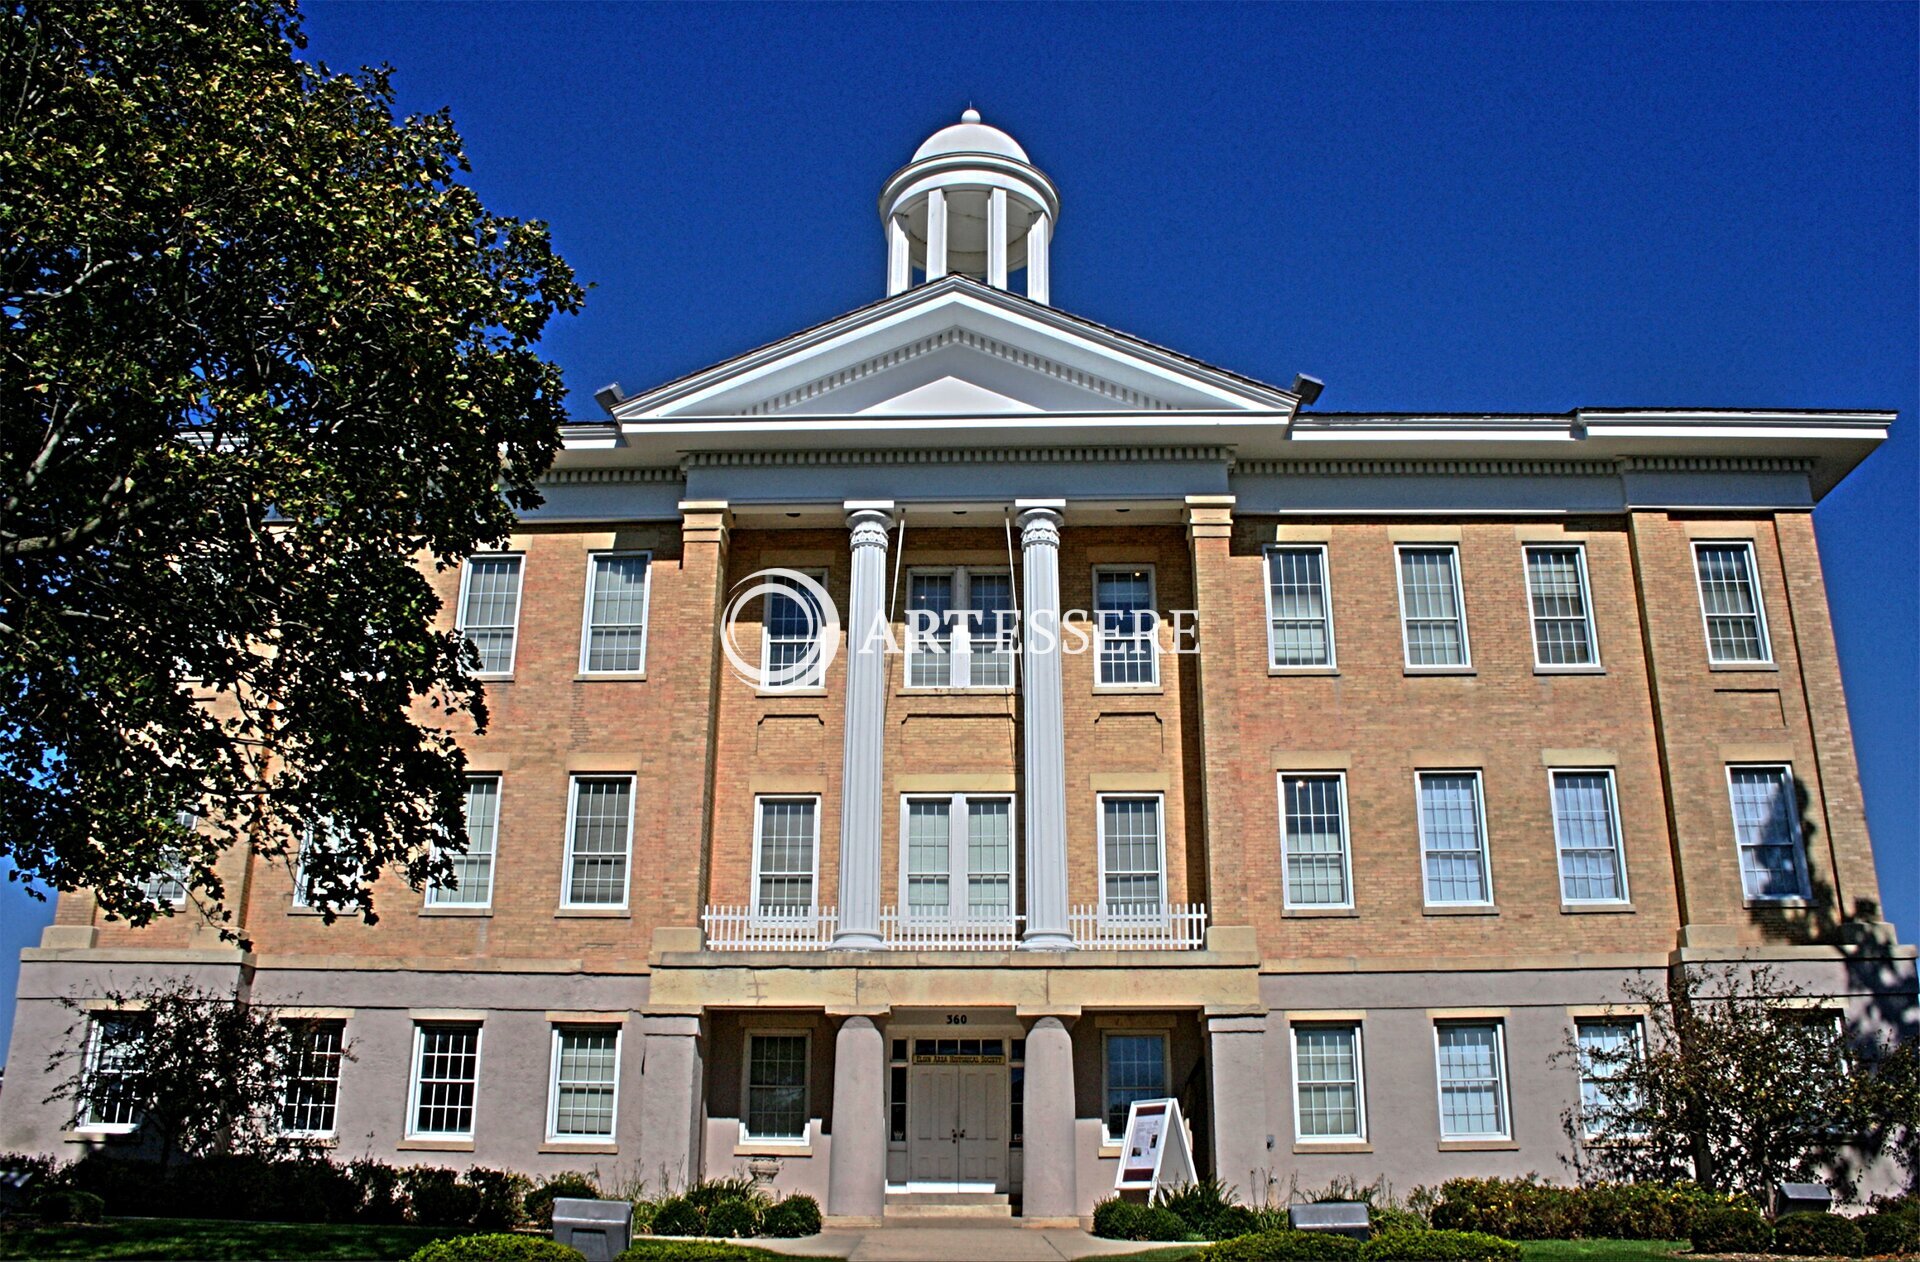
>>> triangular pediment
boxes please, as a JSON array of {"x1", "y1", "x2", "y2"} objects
[{"x1": 614, "y1": 276, "x2": 1296, "y2": 422}]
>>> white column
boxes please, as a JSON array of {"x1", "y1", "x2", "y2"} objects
[
  {"x1": 1018, "y1": 501, "x2": 1072, "y2": 949},
  {"x1": 827, "y1": 1015, "x2": 887, "y2": 1221},
  {"x1": 1021, "y1": 1015, "x2": 1077, "y2": 1222},
  {"x1": 987, "y1": 188, "x2": 1008, "y2": 289},
  {"x1": 926, "y1": 188, "x2": 948, "y2": 281},
  {"x1": 887, "y1": 214, "x2": 911, "y2": 296},
  {"x1": 833, "y1": 502, "x2": 894, "y2": 950},
  {"x1": 1026, "y1": 212, "x2": 1050, "y2": 305}
]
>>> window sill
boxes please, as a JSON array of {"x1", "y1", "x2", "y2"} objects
[
  {"x1": 1562, "y1": 902, "x2": 1635, "y2": 915},
  {"x1": 1708, "y1": 661, "x2": 1779, "y2": 673},
  {"x1": 277, "y1": 1134, "x2": 339, "y2": 1149},
  {"x1": 472, "y1": 674, "x2": 515, "y2": 683},
  {"x1": 1270, "y1": 666, "x2": 1339, "y2": 677},
  {"x1": 1745, "y1": 896, "x2": 1812, "y2": 910},
  {"x1": 757, "y1": 687, "x2": 828, "y2": 698},
  {"x1": 287, "y1": 906, "x2": 325, "y2": 918},
  {"x1": 62, "y1": 1127, "x2": 137, "y2": 1142},
  {"x1": 542, "y1": 1141, "x2": 618, "y2": 1154},
  {"x1": 1423, "y1": 905, "x2": 1499, "y2": 917},
  {"x1": 398, "y1": 1138, "x2": 475, "y2": 1152},
  {"x1": 1404, "y1": 666, "x2": 1476, "y2": 677},
  {"x1": 1534, "y1": 665, "x2": 1606, "y2": 676},
  {"x1": 895, "y1": 686, "x2": 1016, "y2": 697},
  {"x1": 575, "y1": 672, "x2": 647, "y2": 683},
  {"x1": 1284, "y1": 907, "x2": 1359, "y2": 919},
  {"x1": 1098, "y1": 1142, "x2": 1124, "y2": 1158},
  {"x1": 1293, "y1": 1140, "x2": 1372, "y2": 1154},
  {"x1": 421, "y1": 906, "x2": 494, "y2": 917},
  {"x1": 1438, "y1": 1138, "x2": 1518, "y2": 1152},
  {"x1": 735, "y1": 1142, "x2": 814, "y2": 1157},
  {"x1": 556, "y1": 908, "x2": 631, "y2": 919}
]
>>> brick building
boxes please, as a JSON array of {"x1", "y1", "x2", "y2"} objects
[{"x1": 3, "y1": 110, "x2": 1913, "y2": 1222}]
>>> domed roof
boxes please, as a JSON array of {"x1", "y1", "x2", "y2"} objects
[{"x1": 912, "y1": 108, "x2": 1030, "y2": 163}]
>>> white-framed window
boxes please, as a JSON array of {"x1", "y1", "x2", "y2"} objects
[
  {"x1": 1292, "y1": 1023, "x2": 1366, "y2": 1141},
  {"x1": 1551, "y1": 769, "x2": 1629, "y2": 904},
  {"x1": 279, "y1": 1018, "x2": 346, "y2": 1138},
  {"x1": 291, "y1": 818, "x2": 344, "y2": 910},
  {"x1": 1279, "y1": 773, "x2": 1352, "y2": 909},
  {"x1": 1727, "y1": 764, "x2": 1810, "y2": 900},
  {"x1": 900, "y1": 793, "x2": 1016, "y2": 922},
  {"x1": 79, "y1": 1012, "x2": 145, "y2": 1132},
  {"x1": 407, "y1": 1022, "x2": 481, "y2": 1139},
  {"x1": 905, "y1": 566, "x2": 1015, "y2": 690},
  {"x1": 141, "y1": 810, "x2": 193, "y2": 905},
  {"x1": 1094, "y1": 565, "x2": 1158, "y2": 686},
  {"x1": 1418, "y1": 771, "x2": 1492, "y2": 906},
  {"x1": 1525, "y1": 544, "x2": 1599, "y2": 668},
  {"x1": 1396, "y1": 544, "x2": 1470, "y2": 668},
  {"x1": 1693, "y1": 541, "x2": 1772, "y2": 665},
  {"x1": 1097, "y1": 793, "x2": 1166, "y2": 920},
  {"x1": 457, "y1": 553, "x2": 524, "y2": 676},
  {"x1": 1435, "y1": 1021, "x2": 1510, "y2": 1139},
  {"x1": 1265, "y1": 545, "x2": 1335, "y2": 668},
  {"x1": 744, "y1": 1031, "x2": 810, "y2": 1142},
  {"x1": 427, "y1": 776, "x2": 500, "y2": 909},
  {"x1": 1574, "y1": 1017, "x2": 1643, "y2": 1139},
  {"x1": 761, "y1": 569, "x2": 829, "y2": 690},
  {"x1": 579, "y1": 551, "x2": 652, "y2": 674},
  {"x1": 752, "y1": 796, "x2": 819, "y2": 920},
  {"x1": 563, "y1": 775, "x2": 634, "y2": 908},
  {"x1": 548, "y1": 1025, "x2": 620, "y2": 1141},
  {"x1": 1102, "y1": 1031, "x2": 1168, "y2": 1140}
]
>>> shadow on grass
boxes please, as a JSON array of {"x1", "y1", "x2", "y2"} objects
[{"x1": 0, "y1": 1217, "x2": 468, "y2": 1261}]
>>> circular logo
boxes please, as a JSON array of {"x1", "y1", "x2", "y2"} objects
[{"x1": 720, "y1": 568, "x2": 842, "y2": 689}]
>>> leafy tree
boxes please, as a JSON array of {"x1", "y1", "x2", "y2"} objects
[
  {"x1": 1561, "y1": 964, "x2": 1910, "y2": 1201},
  {"x1": 46, "y1": 977, "x2": 344, "y2": 1168},
  {"x1": 0, "y1": 0, "x2": 582, "y2": 932}
]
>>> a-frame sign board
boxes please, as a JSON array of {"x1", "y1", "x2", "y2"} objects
[{"x1": 1113, "y1": 1097, "x2": 1197, "y2": 1194}]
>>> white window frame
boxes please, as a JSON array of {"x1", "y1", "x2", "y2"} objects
[
  {"x1": 1692, "y1": 540, "x2": 1774, "y2": 666},
  {"x1": 1290, "y1": 1022, "x2": 1367, "y2": 1143},
  {"x1": 405, "y1": 1022, "x2": 483, "y2": 1141},
  {"x1": 1573, "y1": 1016, "x2": 1645, "y2": 1140},
  {"x1": 759, "y1": 567, "x2": 829, "y2": 691},
  {"x1": 1101, "y1": 1029, "x2": 1170, "y2": 1142},
  {"x1": 750, "y1": 794, "x2": 821, "y2": 924},
  {"x1": 546, "y1": 1024, "x2": 622, "y2": 1143},
  {"x1": 1095, "y1": 792, "x2": 1168, "y2": 923},
  {"x1": 456, "y1": 552, "x2": 525, "y2": 677},
  {"x1": 1523, "y1": 543, "x2": 1602, "y2": 670},
  {"x1": 77, "y1": 1013, "x2": 144, "y2": 1133},
  {"x1": 896, "y1": 791, "x2": 1020, "y2": 924},
  {"x1": 1263, "y1": 544, "x2": 1337, "y2": 669},
  {"x1": 278, "y1": 1018, "x2": 347, "y2": 1139},
  {"x1": 741, "y1": 1029, "x2": 812, "y2": 1146},
  {"x1": 577, "y1": 550, "x2": 652, "y2": 676},
  {"x1": 1549, "y1": 768, "x2": 1631, "y2": 905},
  {"x1": 1433, "y1": 1020, "x2": 1511, "y2": 1141},
  {"x1": 141, "y1": 810, "x2": 194, "y2": 906},
  {"x1": 1726, "y1": 763, "x2": 1812, "y2": 902},
  {"x1": 1278, "y1": 772, "x2": 1354, "y2": 910},
  {"x1": 291, "y1": 817, "x2": 344, "y2": 910},
  {"x1": 1092, "y1": 564, "x2": 1160, "y2": 688},
  {"x1": 426, "y1": 775, "x2": 501, "y2": 910},
  {"x1": 561, "y1": 774, "x2": 635, "y2": 910},
  {"x1": 1416, "y1": 770, "x2": 1495, "y2": 908},
  {"x1": 1395, "y1": 543, "x2": 1472, "y2": 670},
  {"x1": 902, "y1": 565, "x2": 1017, "y2": 692}
]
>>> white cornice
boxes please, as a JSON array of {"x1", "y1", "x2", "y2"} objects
[{"x1": 685, "y1": 445, "x2": 1231, "y2": 468}]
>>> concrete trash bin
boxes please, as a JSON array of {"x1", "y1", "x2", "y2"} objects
[
  {"x1": 1291, "y1": 1202, "x2": 1372, "y2": 1239},
  {"x1": 1774, "y1": 1182, "x2": 1833, "y2": 1216},
  {"x1": 552, "y1": 1197, "x2": 634, "y2": 1261}
]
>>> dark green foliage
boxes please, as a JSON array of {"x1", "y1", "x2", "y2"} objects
[
  {"x1": 617, "y1": 1242, "x2": 792, "y2": 1261},
  {"x1": 1251, "y1": 1207, "x2": 1296, "y2": 1233},
  {"x1": 524, "y1": 1174, "x2": 601, "y2": 1230},
  {"x1": 407, "y1": 1234, "x2": 582, "y2": 1262},
  {"x1": 1773, "y1": 1213, "x2": 1865, "y2": 1257},
  {"x1": 1688, "y1": 1206, "x2": 1773, "y2": 1254},
  {"x1": 1141, "y1": 1206, "x2": 1195, "y2": 1241},
  {"x1": 1359, "y1": 1229, "x2": 1521, "y2": 1262},
  {"x1": 1857, "y1": 1211, "x2": 1920, "y2": 1255},
  {"x1": 1373, "y1": 1209, "x2": 1429, "y2": 1235},
  {"x1": 351, "y1": 1158, "x2": 408, "y2": 1225},
  {"x1": 462, "y1": 1168, "x2": 530, "y2": 1231},
  {"x1": 1580, "y1": 1185, "x2": 1679, "y2": 1241},
  {"x1": 28, "y1": 1187, "x2": 104, "y2": 1223},
  {"x1": 1157, "y1": 1177, "x2": 1256, "y2": 1240},
  {"x1": 652, "y1": 1196, "x2": 706, "y2": 1237},
  {"x1": 1092, "y1": 1197, "x2": 1150, "y2": 1239},
  {"x1": 704, "y1": 1199, "x2": 761, "y2": 1239},
  {"x1": 1431, "y1": 1178, "x2": 1586, "y2": 1240},
  {"x1": 1204, "y1": 1230, "x2": 1364, "y2": 1260},
  {"x1": 400, "y1": 1167, "x2": 481, "y2": 1229},
  {"x1": 631, "y1": 1199, "x2": 660, "y2": 1236},
  {"x1": 684, "y1": 1178, "x2": 766, "y2": 1212},
  {"x1": 760, "y1": 1195, "x2": 822, "y2": 1238}
]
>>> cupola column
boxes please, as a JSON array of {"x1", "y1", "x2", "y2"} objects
[
  {"x1": 988, "y1": 188, "x2": 1009, "y2": 288},
  {"x1": 887, "y1": 215, "x2": 911, "y2": 296},
  {"x1": 925, "y1": 188, "x2": 948, "y2": 281},
  {"x1": 1018, "y1": 501, "x2": 1073, "y2": 950},
  {"x1": 1027, "y1": 213, "x2": 1051, "y2": 305},
  {"x1": 831, "y1": 502, "x2": 895, "y2": 950}
]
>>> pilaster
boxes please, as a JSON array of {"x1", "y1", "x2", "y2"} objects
[{"x1": 1185, "y1": 496, "x2": 1244, "y2": 928}]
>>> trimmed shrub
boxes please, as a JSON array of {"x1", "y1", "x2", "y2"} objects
[
  {"x1": 652, "y1": 1195, "x2": 706, "y2": 1237},
  {"x1": 630, "y1": 1199, "x2": 660, "y2": 1236},
  {"x1": 1668, "y1": 1184, "x2": 1761, "y2": 1238},
  {"x1": 408, "y1": 1235, "x2": 583, "y2": 1262},
  {"x1": 403, "y1": 1166, "x2": 483, "y2": 1228},
  {"x1": 1859, "y1": 1211, "x2": 1920, "y2": 1256},
  {"x1": 1092, "y1": 1196, "x2": 1147, "y2": 1239},
  {"x1": 1142, "y1": 1206, "x2": 1196, "y2": 1241},
  {"x1": 350, "y1": 1158, "x2": 407, "y2": 1225},
  {"x1": 704, "y1": 1198, "x2": 761, "y2": 1239},
  {"x1": 1689, "y1": 1205, "x2": 1773, "y2": 1254},
  {"x1": 1582, "y1": 1184, "x2": 1680, "y2": 1241},
  {"x1": 465, "y1": 1166, "x2": 531, "y2": 1231},
  {"x1": 29, "y1": 1187, "x2": 105, "y2": 1223},
  {"x1": 1372, "y1": 1208, "x2": 1428, "y2": 1236},
  {"x1": 1430, "y1": 1178, "x2": 1585, "y2": 1241},
  {"x1": 1206, "y1": 1230, "x2": 1364, "y2": 1261},
  {"x1": 1360, "y1": 1229, "x2": 1521, "y2": 1262},
  {"x1": 525, "y1": 1173, "x2": 602, "y2": 1229},
  {"x1": 1159, "y1": 1177, "x2": 1250, "y2": 1239},
  {"x1": 762, "y1": 1194, "x2": 823, "y2": 1238},
  {"x1": 1774, "y1": 1213, "x2": 1866, "y2": 1258},
  {"x1": 617, "y1": 1243, "x2": 776, "y2": 1261},
  {"x1": 684, "y1": 1176, "x2": 765, "y2": 1212}
]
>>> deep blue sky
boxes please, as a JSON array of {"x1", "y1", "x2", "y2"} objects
[{"x1": 3, "y1": 2, "x2": 1914, "y2": 1060}]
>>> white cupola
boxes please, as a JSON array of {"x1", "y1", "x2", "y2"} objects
[{"x1": 879, "y1": 109, "x2": 1060, "y2": 304}]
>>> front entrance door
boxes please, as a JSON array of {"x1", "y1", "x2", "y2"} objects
[{"x1": 907, "y1": 1062, "x2": 1008, "y2": 1187}]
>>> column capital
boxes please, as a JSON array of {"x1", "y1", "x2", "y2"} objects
[
  {"x1": 679, "y1": 499, "x2": 732, "y2": 546},
  {"x1": 1017, "y1": 501, "x2": 1064, "y2": 548},
  {"x1": 1185, "y1": 494, "x2": 1235, "y2": 540}
]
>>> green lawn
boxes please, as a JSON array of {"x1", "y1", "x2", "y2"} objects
[
  {"x1": 1088, "y1": 1241, "x2": 1689, "y2": 1262},
  {"x1": 0, "y1": 1217, "x2": 469, "y2": 1261}
]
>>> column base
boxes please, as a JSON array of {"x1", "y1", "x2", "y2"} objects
[
  {"x1": 831, "y1": 931, "x2": 885, "y2": 951},
  {"x1": 1020, "y1": 932, "x2": 1075, "y2": 951}
]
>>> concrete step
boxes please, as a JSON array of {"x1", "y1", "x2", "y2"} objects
[{"x1": 884, "y1": 1192, "x2": 1014, "y2": 1221}]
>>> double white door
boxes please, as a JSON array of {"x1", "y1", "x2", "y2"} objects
[{"x1": 907, "y1": 1064, "x2": 1008, "y2": 1187}]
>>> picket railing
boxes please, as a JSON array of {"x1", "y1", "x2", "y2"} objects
[
  {"x1": 699, "y1": 902, "x2": 1208, "y2": 951},
  {"x1": 1069, "y1": 902, "x2": 1209, "y2": 950},
  {"x1": 880, "y1": 910, "x2": 1023, "y2": 950},
  {"x1": 699, "y1": 905, "x2": 839, "y2": 951}
]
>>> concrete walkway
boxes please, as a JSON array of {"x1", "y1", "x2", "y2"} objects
[{"x1": 754, "y1": 1224, "x2": 1171, "y2": 1261}]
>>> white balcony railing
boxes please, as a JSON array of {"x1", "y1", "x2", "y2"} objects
[{"x1": 699, "y1": 903, "x2": 1207, "y2": 951}]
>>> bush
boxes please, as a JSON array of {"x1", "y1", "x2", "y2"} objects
[
  {"x1": 1859, "y1": 1212, "x2": 1920, "y2": 1256},
  {"x1": 403, "y1": 1165, "x2": 483, "y2": 1228},
  {"x1": 1689, "y1": 1205, "x2": 1773, "y2": 1254},
  {"x1": 1158, "y1": 1178, "x2": 1256, "y2": 1240},
  {"x1": 1142, "y1": 1206, "x2": 1195, "y2": 1241},
  {"x1": 761, "y1": 1194, "x2": 822, "y2": 1238},
  {"x1": 29, "y1": 1187, "x2": 105, "y2": 1223},
  {"x1": 409, "y1": 1235, "x2": 583, "y2": 1262},
  {"x1": 1093, "y1": 1197, "x2": 1150, "y2": 1240},
  {"x1": 1361, "y1": 1230, "x2": 1520, "y2": 1262},
  {"x1": 704, "y1": 1198, "x2": 761, "y2": 1239},
  {"x1": 525, "y1": 1173, "x2": 602, "y2": 1230},
  {"x1": 684, "y1": 1176, "x2": 765, "y2": 1212},
  {"x1": 1580, "y1": 1184, "x2": 1680, "y2": 1241},
  {"x1": 1668, "y1": 1184, "x2": 1761, "y2": 1238},
  {"x1": 1372, "y1": 1208, "x2": 1428, "y2": 1236},
  {"x1": 1431, "y1": 1178, "x2": 1585, "y2": 1241},
  {"x1": 350, "y1": 1158, "x2": 407, "y2": 1225},
  {"x1": 463, "y1": 1166, "x2": 531, "y2": 1231},
  {"x1": 618, "y1": 1243, "x2": 778, "y2": 1261},
  {"x1": 1206, "y1": 1230, "x2": 1364, "y2": 1261},
  {"x1": 1774, "y1": 1213, "x2": 1866, "y2": 1258},
  {"x1": 631, "y1": 1198, "x2": 660, "y2": 1235},
  {"x1": 652, "y1": 1195, "x2": 706, "y2": 1237}
]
